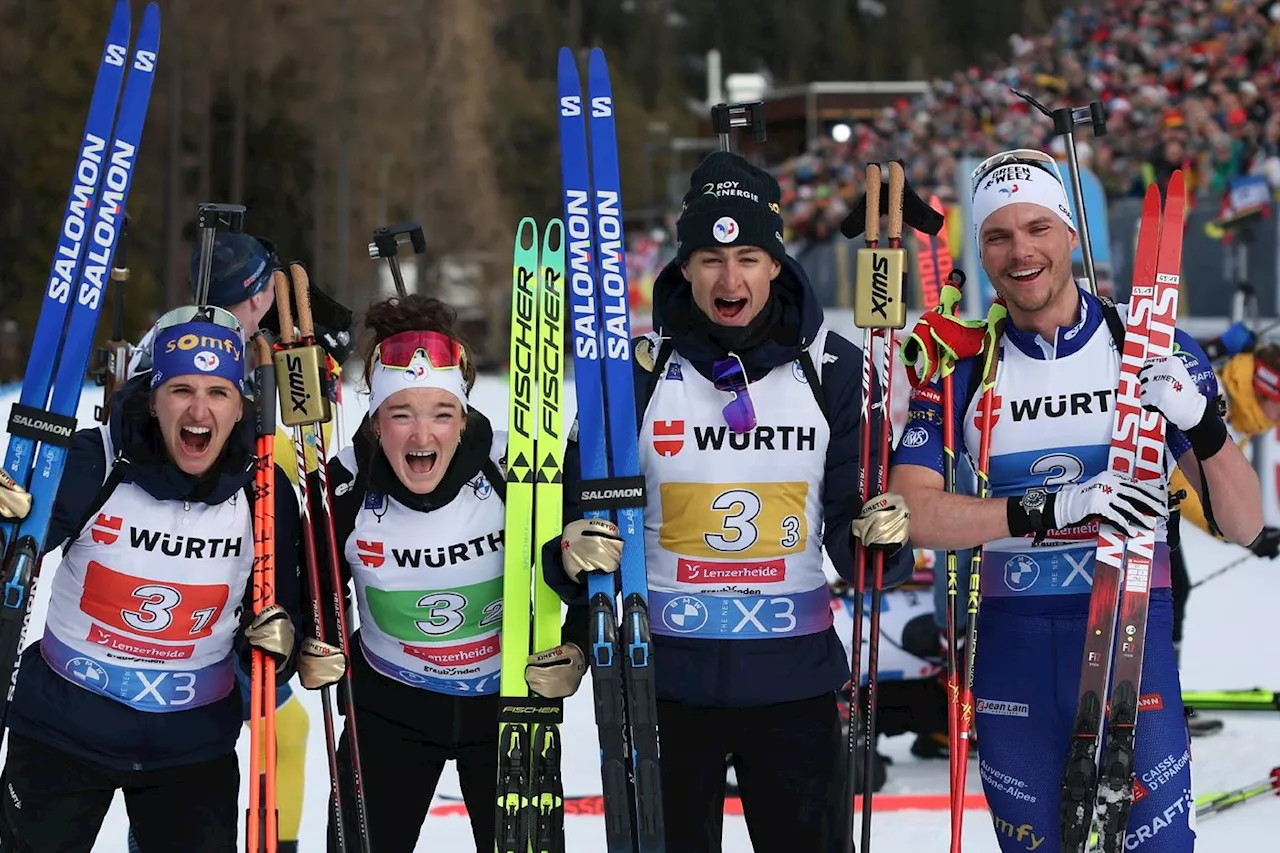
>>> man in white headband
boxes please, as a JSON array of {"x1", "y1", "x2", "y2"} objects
[
  {"x1": 970, "y1": 155, "x2": 1080, "y2": 325},
  {"x1": 890, "y1": 150, "x2": 1265, "y2": 851}
]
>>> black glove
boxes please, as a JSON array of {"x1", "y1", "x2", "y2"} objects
[
  {"x1": 315, "y1": 321, "x2": 356, "y2": 366},
  {"x1": 1248, "y1": 526, "x2": 1280, "y2": 558}
]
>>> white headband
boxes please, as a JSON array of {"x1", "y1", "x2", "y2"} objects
[
  {"x1": 368, "y1": 352, "x2": 468, "y2": 413},
  {"x1": 971, "y1": 162, "x2": 1075, "y2": 242}
]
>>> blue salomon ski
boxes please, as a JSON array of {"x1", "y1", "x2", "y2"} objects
[
  {"x1": 0, "y1": 0, "x2": 162, "y2": 734},
  {"x1": 557, "y1": 46, "x2": 665, "y2": 853}
]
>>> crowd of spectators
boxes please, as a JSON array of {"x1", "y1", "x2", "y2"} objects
[{"x1": 775, "y1": 0, "x2": 1280, "y2": 243}]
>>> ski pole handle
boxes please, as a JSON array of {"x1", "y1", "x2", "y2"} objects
[
  {"x1": 864, "y1": 164, "x2": 881, "y2": 247},
  {"x1": 291, "y1": 263, "x2": 316, "y2": 342},
  {"x1": 252, "y1": 333, "x2": 277, "y2": 439},
  {"x1": 272, "y1": 264, "x2": 331, "y2": 428},
  {"x1": 272, "y1": 270, "x2": 295, "y2": 347},
  {"x1": 887, "y1": 162, "x2": 904, "y2": 246},
  {"x1": 853, "y1": 163, "x2": 906, "y2": 331}
]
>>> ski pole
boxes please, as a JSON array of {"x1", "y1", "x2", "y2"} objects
[
  {"x1": 247, "y1": 332, "x2": 279, "y2": 853},
  {"x1": 936, "y1": 268, "x2": 969, "y2": 852},
  {"x1": 839, "y1": 160, "x2": 944, "y2": 851},
  {"x1": 1181, "y1": 688, "x2": 1280, "y2": 711},
  {"x1": 1189, "y1": 551, "x2": 1256, "y2": 591},
  {"x1": 709, "y1": 100, "x2": 766, "y2": 153},
  {"x1": 844, "y1": 162, "x2": 880, "y2": 853},
  {"x1": 1009, "y1": 89, "x2": 1108, "y2": 296},
  {"x1": 192, "y1": 203, "x2": 246, "y2": 306},
  {"x1": 1195, "y1": 766, "x2": 1280, "y2": 817},
  {"x1": 368, "y1": 222, "x2": 426, "y2": 298},
  {"x1": 1253, "y1": 317, "x2": 1280, "y2": 342},
  {"x1": 845, "y1": 160, "x2": 910, "y2": 853},
  {"x1": 281, "y1": 263, "x2": 374, "y2": 853},
  {"x1": 270, "y1": 269, "x2": 356, "y2": 853},
  {"x1": 954, "y1": 298, "x2": 1007, "y2": 829},
  {"x1": 863, "y1": 160, "x2": 908, "y2": 853}
]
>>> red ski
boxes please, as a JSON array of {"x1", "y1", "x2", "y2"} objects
[{"x1": 1059, "y1": 171, "x2": 1185, "y2": 853}]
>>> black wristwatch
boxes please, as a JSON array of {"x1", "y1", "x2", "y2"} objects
[
  {"x1": 1008, "y1": 487, "x2": 1053, "y2": 539},
  {"x1": 1020, "y1": 488, "x2": 1048, "y2": 528}
]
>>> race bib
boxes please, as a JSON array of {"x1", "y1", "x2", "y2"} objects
[
  {"x1": 363, "y1": 576, "x2": 504, "y2": 643},
  {"x1": 659, "y1": 481, "x2": 809, "y2": 559},
  {"x1": 81, "y1": 560, "x2": 230, "y2": 645}
]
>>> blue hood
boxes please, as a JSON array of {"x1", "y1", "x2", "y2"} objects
[
  {"x1": 107, "y1": 372, "x2": 256, "y2": 504},
  {"x1": 650, "y1": 254, "x2": 826, "y2": 381}
]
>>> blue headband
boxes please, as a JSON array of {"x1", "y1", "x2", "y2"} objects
[{"x1": 150, "y1": 321, "x2": 245, "y2": 392}]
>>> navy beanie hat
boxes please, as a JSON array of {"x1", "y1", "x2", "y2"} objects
[
  {"x1": 676, "y1": 151, "x2": 786, "y2": 264},
  {"x1": 188, "y1": 232, "x2": 276, "y2": 308}
]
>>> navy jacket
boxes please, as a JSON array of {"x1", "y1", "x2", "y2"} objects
[
  {"x1": 542, "y1": 256, "x2": 913, "y2": 707},
  {"x1": 7, "y1": 373, "x2": 303, "y2": 771}
]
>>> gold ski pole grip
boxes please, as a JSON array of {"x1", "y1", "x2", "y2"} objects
[
  {"x1": 273, "y1": 263, "x2": 330, "y2": 428},
  {"x1": 854, "y1": 163, "x2": 908, "y2": 330}
]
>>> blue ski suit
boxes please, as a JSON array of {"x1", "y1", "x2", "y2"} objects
[{"x1": 893, "y1": 287, "x2": 1221, "y2": 853}]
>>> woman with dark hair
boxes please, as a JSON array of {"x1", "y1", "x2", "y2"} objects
[{"x1": 303, "y1": 294, "x2": 587, "y2": 852}]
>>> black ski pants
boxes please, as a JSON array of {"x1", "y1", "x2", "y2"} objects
[
  {"x1": 0, "y1": 732, "x2": 238, "y2": 853},
  {"x1": 328, "y1": 643, "x2": 499, "y2": 853},
  {"x1": 658, "y1": 693, "x2": 845, "y2": 853}
]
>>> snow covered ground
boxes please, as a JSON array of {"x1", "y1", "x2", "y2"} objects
[{"x1": 1, "y1": 374, "x2": 1276, "y2": 851}]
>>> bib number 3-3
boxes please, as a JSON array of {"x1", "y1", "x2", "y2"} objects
[
  {"x1": 699, "y1": 487, "x2": 805, "y2": 555},
  {"x1": 659, "y1": 481, "x2": 809, "y2": 560}
]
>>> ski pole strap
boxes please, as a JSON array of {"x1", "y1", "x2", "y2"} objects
[{"x1": 979, "y1": 300, "x2": 1008, "y2": 390}]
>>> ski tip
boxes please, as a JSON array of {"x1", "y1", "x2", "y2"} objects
[
  {"x1": 542, "y1": 218, "x2": 565, "y2": 253},
  {"x1": 1167, "y1": 169, "x2": 1185, "y2": 197},
  {"x1": 105, "y1": 0, "x2": 131, "y2": 46},
  {"x1": 1143, "y1": 181, "x2": 1161, "y2": 208},
  {"x1": 516, "y1": 217, "x2": 538, "y2": 251},
  {"x1": 558, "y1": 45, "x2": 577, "y2": 74},
  {"x1": 141, "y1": 1, "x2": 161, "y2": 27}
]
